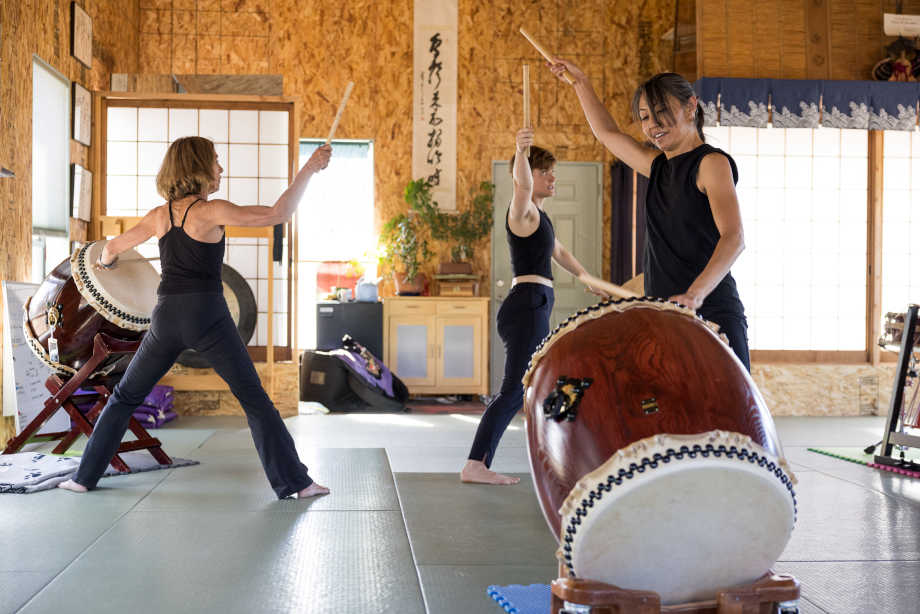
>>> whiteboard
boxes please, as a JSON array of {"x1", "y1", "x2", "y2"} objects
[{"x1": 2, "y1": 281, "x2": 69, "y2": 435}]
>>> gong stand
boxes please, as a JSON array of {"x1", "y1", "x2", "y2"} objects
[
  {"x1": 2, "y1": 332, "x2": 172, "y2": 473},
  {"x1": 550, "y1": 570, "x2": 800, "y2": 614},
  {"x1": 876, "y1": 303, "x2": 920, "y2": 471}
]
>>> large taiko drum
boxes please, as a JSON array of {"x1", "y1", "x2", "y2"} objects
[
  {"x1": 23, "y1": 240, "x2": 160, "y2": 384},
  {"x1": 523, "y1": 298, "x2": 797, "y2": 604}
]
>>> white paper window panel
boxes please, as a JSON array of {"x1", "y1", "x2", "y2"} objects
[
  {"x1": 230, "y1": 110, "x2": 259, "y2": 143},
  {"x1": 108, "y1": 107, "x2": 138, "y2": 141},
  {"x1": 259, "y1": 145, "x2": 288, "y2": 178},
  {"x1": 106, "y1": 176, "x2": 137, "y2": 214},
  {"x1": 259, "y1": 178, "x2": 288, "y2": 206},
  {"x1": 784, "y1": 128, "x2": 813, "y2": 156},
  {"x1": 885, "y1": 157, "x2": 910, "y2": 189},
  {"x1": 253, "y1": 314, "x2": 287, "y2": 346},
  {"x1": 254, "y1": 313, "x2": 266, "y2": 346},
  {"x1": 226, "y1": 244, "x2": 259, "y2": 278},
  {"x1": 757, "y1": 127, "x2": 786, "y2": 155},
  {"x1": 727, "y1": 127, "x2": 757, "y2": 155},
  {"x1": 259, "y1": 111, "x2": 288, "y2": 144},
  {"x1": 812, "y1": 157, "x2": 840, "y2": 190},
  {"x1": 784, "y1": 158, "x2": 812, "y2": 189},
  {"x1": 169, "y1": 108, "x2": 198, "y2": 141},
  {"x1": 734, "y1": 155, "x2": 757, "y2": 189},
  {"x1": 107, "y1": 142, "x2": 137, "y2": 175},
  {"x1": 756, "y1": 156, "x2": 784, "y2": 187},
  {"x1": 228, "y1": 144, "x2": 258, "y2": 177},
  {"x1": 138, "y1": 142, "x2": 168, "y2": 175},
  {"x1": 839, "y1": 158, "x2": 868, "y2": 190},
  {"x1": 257, "y1": 278, "x2": 288, "y2": 313},
  {"x1": 884, "y1": 130, "x2": 911, "y2": 157},
  {"x1": 212, "y1": 180, "x2": 228, "y2": 201},
  {"x1": 200, "y1": 109, "x2": 229, "y2": 142},
  {"x1": 812, "y1": 128, "x2": 841, "y2": 157},
  {"x1": 840, "y1": 129, "x2": 868, "y2": 156},
  {"x1": 911, "y1": 132, "x2": 920, "y2": 157},
  {"x1": 229, "y1": 177, "x2": 258, "y2": 204},
  {"x1": 214, "y1": 143, "x2": 229, "y2": 168},
  {"x1": 138, "y1": 108, "x2": 168, "y2": 142},
  {"x1": 227, "y1": 236, "x2": 258, "y2": 246},
  {"x1": 138, "y1": 176, "x2": 162, "y2": 212}
]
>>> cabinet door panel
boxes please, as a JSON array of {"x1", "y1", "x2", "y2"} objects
[
  {"x1": 437, "y1": 316, "x2": 482, "y2": 387},
  {"x1": 389, "y1": 315, "x2": 436, "y2": 386}
]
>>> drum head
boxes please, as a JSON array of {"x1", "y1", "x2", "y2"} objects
[
  {"x1": 558, "y1": 431, "x2": 797, "y2": 605},
  {"x1": 175, "y1": 263, "x2": 257, "y2": 368},
  {"x1": 72, "y1": 241, "x2": 160, "y2": 331}
]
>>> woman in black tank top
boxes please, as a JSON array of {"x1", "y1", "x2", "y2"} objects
[
  {"x1": 461, "y1": 129, "x2": 611, "y2": 486},
  {"x1": 60, "y1": 137, "x2": 334, "y2": 498},
  {"x1": 545, "y1": 61, "x2": 751, "y2": 371}
]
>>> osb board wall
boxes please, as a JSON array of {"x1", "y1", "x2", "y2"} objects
[
  {"x1": 0, "y1": 0, "x2": 139, "y2": 447},
  {"x1": 134, "y1": 0, "x2": 677, "y2": 292},
  {"x1": 697, "y1": 0, "x2": 920, "y2": 79},
  {"x1": 754, "y1": 363, "x2": 898, "y2": 416},
  {"x1": 172, "y1": 363, "x2": 299, "y2": 417}
]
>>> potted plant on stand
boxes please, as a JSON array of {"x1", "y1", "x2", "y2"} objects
[
  {"x1": 379, "y1": 210, "x2": 432, "y2": 296},
  {"x1": 404, "y1": 178, "x2": 493, "y2": 278}
]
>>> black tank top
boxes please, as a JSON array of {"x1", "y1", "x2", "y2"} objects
[
  {"x1": 158, "y1": 198, "x2": 225, "y2": 295},
  {"x1": 506, "y1": 206, "x2": 554, "y2": 279},
  {"x1": 644, "y1": 144, "x2": 744, "y2": 316}
]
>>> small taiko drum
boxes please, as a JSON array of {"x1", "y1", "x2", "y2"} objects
[
  {"x1": 523, "y1": 298, "x2": 797, "y2": 604},
  {"x1": 23, "y1": 240, "x2": 160, "y2": 384}
]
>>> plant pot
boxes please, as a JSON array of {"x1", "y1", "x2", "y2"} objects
[
  {"x1": 437, "y1": 261, "x2": 473, "y2": 275},
  {"x1": 394, "y1": 272, "x2": 427, "y2": 296}
]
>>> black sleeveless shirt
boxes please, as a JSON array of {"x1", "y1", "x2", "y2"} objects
[
  {"x1": 644, "y1": 144, "x2": 744, "y2": 316},
  {"x1": 506, "y1": 206, "x2": 554, "y2": 279},
  {"x1": 158, "y1": 198, "x2": 225, "y2": 295}
]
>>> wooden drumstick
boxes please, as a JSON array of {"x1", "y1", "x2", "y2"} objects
[
  {"x1": 326, "y1": 81, "x2": 355, "y2": 144},
  {"x1": 519, "y1": 27, "x2": 574, "y2": 85},
  {"x1": 581, "y1": 274, "x2": 641, "y2": 300},
  {"x1": 522, "y1": 64, "x2": 531, "y2": 157}
]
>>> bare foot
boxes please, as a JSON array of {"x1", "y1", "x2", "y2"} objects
[
  {"x1": 297, "y1": 482, "x2": 330, "y2": 498},
  {"x1": 58, "y1": 479, "x2": 88, "y2": 493},
  {"x1": 460, "y1": 460, "x2": 520, "y2": 485}
]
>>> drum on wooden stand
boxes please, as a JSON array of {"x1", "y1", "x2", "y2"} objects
[
  {"x1": 23, "y1": 240, "x2": 160, "y2": 386},
  {"x1": 523, "y1": 297, "x2": 797, "y2": 605}
]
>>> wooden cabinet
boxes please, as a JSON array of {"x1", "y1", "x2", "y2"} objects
[{"x1": 383, "y1": 297, "x2": 489, "y2": 395}]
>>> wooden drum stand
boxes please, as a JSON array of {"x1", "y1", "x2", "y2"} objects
[{"x1": 2, "y1": 332, "x2": 172, "y2": 472}]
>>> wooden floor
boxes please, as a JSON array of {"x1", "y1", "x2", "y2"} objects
[{"x1": 1, "y1": 412, "x2": 918, "y2": 614}]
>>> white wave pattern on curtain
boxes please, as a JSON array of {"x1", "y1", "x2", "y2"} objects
[
  {"x1": 701, "y1": 100, "x2": 719, "y2": 126},
  {"x1": 723, "y1": 102, "x2": 769, "y2": 128},
  {"x1": 822, "y1": 102, "x2": 870, "y2": 130},
  {"x1": 869, "y1": 103, "x2": 918, "y2": 131},
  {"x1": 773, "y1": 102, "x2": 820, "y2": 129}
]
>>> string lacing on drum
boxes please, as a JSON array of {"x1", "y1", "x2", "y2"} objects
[
  {"x1": 559, "y1": 443, "x2": 798, "y2": 578},
  {"x1": 74, "y1": 243, "x2": 150, "y2": 328}
]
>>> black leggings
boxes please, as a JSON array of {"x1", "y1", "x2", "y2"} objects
[
  {"x1": 468, "y1": 283, "x2": 554, "y2": 467},
  {"x1": 699, "y1": 307, "x2": 751, "y2": 372},
  {"x1": 73, "y1": 292, "x2": 313, "y2": 498}
]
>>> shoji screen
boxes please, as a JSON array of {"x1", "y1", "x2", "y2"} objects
[{"x1": 102, "y1": 97, "x2": 294, "y2": 354}]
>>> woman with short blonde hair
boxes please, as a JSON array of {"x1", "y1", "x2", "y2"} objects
[{"x1": 60, "y1": 136, "x2": 333, "y2": 499}]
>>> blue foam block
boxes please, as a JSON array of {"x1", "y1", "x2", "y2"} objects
[{"x1": 487, "y1": 583, "x2": 551, "y2": 614}]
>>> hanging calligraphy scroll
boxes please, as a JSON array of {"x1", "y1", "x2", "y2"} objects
[{"x1": 413, "y1": 0, "x2": 458, "y2": 211}]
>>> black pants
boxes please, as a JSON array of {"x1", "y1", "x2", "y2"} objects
[
  {"x1": 74, "y1": 292, "x2": 313, "y2": 498},
  {"x1": 699, "y1": 307, "x2": 751, "y2": 372},
  {"x1": 468, "y1": 283, "x2": 554, "y2": 467}
]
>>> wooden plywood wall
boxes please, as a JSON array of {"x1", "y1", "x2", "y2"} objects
[
  {"x1": 698, "y1": 0, "x2": 920, "y2": 79},
  {"x1": 133, "y1": 0, "x2": 677, "y2": 289},
  {"x1": 0, "y1": 0, "x2": 139, "y2": 447}
]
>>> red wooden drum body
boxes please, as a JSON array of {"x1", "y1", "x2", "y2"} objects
[
  {"x1": 23, "y1": 241, "x2": 159, "y2": 384},
  {"x1": 523, "y1": 298, "x2": 783, "y2": 538}
]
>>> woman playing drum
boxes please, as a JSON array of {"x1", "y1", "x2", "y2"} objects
[
  {"x1": 59, "y1": 137, "x2": 332, "y2": 499},
  {"x1": 460, "y1": 128, "x2": 609, "y2": 485},
  {"x1": 547, "y1": 61, "x2": 751, "y2": 370}
]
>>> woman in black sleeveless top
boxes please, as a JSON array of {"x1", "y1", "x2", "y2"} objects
[
  {"x1": 461, "y1": 128, "x2": 610, "y2": 485},
  {"x1": 547, "y1": 61, "x2": 751, "y2": 371},
  {"x1": 60, "y1": 137, "x2": 333, "y2": 498}
]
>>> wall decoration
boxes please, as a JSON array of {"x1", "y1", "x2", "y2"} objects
[
  {"x1": 412, "y1": 0, "x2": 458, "y2": 211},
  {"x1": 71, "y1": 2, "x2": 92, "y2": 68},
  {"x1": 71, "y1": 164, "x2": 92, "y2": 222},
  {"x1": 72, "y1": 82, "x2": 91, "y2": 146}
]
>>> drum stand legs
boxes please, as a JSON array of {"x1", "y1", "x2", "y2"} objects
[
  {"x1": 875, "y1": 303, "x2": 920, "y2": 471},
  {"x1": 2, "y1": 332, "x2": 172, "y2": 473},
  {"x1": 551, "y1": 568, "x2": 800, "y2": 614}
]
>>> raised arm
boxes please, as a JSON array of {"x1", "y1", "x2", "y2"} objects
[
  {"x1": 669, "y1": 153, "x2": 745, "y2": 310},
  {"x1": 549, "y1": 58, "x2": 658, "y2": 177},
  {"x1": 507, "y1": 128, "x2": 540, "y2": 236},
  {"x1": 206, "y1": 144, "x2": 332, "y2": 227}
]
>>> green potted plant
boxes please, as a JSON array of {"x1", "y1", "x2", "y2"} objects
[
  {"x1": 404, "y1": 178, "x2": 494, "y2": 273},
  {"x1": 378, "y1": 210, "x2": 432, "y2": 295}
]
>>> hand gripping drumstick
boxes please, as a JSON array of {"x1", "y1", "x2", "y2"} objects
[
  {"x1": 326, "y1": 81, "x2": 355, "y2": 144},
  {"x1": 522, "y1": 64, "x2": 531, "y2": 157},
  {"x1": 519, "y1": 27, "x2": 574, "y2": 85}
]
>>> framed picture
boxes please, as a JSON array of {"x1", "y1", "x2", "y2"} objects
[
  {"x1": 71, "y1": 164, "x2": 92, "y2": 222},
  {"x1": 71, "y1": 2, "x2": 92, "y2": 68},
  {"x1": 72, "y1": 83, "x2": 91, "y2": 146}
]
